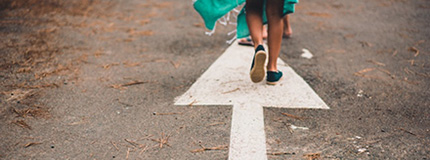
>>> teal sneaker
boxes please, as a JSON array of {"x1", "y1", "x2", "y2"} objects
[
  {"x1": 266, "y1": 70, "x2": 283, "y2": 85},
  {"x1": 250, "y1": 45, "x2": 267, "y2": 83}
]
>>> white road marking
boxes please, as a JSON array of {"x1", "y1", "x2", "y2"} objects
[
  {"x1": 301, "y1": 48, "x2": 313, "y2": 59},
  {"x1": 229, "y1": 102, "x2": 267, "y2": 160},
  {"x1": 175, "y1": 41, "x2": 329, "y2": 160}
]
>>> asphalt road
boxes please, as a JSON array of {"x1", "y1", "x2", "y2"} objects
[{"x1": 0, "y1": 0, "x2": 429, "y2": 159}]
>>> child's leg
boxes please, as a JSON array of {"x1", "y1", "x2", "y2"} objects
[
  {"x1": 283, "y1": 15, "x2": 292, "y2": 37},
  {"x1": 262, "y1": 25, "x2": 268, "y2": 39},
  {"x1": 266, "y1": 0, "x2": 284, "y2": 71},
  {"x1": 245, "y1": 0, "x2": 264, "y2": 49}
]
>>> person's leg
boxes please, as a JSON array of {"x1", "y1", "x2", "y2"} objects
[
  {"x1": 237, "y1": 24, "x2": 268, "y2": 47},
  {"x1": 266, "y1": 0, "x2": 284, "y2": 72},
  {"x1": 262, "y1": 25, "x2": 268, "y2": 39},
  {"x1": 283, "y1": 15, "x2": 292, "y2": 37},
  {"x1": 246, "y1": 0, "x2": 264, "y2": 49},
  {"x1": 247, "y1": 0, "x2": 267, "y2": 83}
]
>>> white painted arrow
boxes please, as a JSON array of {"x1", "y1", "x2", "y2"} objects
[{"x1": 175, "y1": 41, "x2": 329, "y2": 160}]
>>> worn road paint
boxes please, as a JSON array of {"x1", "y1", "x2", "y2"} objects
[
  {"x1": 175, "y1": 41, "x2": 329, "y2": 160},
  {"x1": 301, "y1": 48, "x2": 313, "y2": 59}
]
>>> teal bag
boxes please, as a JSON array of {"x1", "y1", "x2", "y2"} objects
[{"x1": 193, "y1": 0, "x2": 298, "y2": 38}]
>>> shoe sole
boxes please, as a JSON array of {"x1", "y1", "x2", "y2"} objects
[
  {"x1": 250, "y1": 50, "x2": 267, "y2": 83},
  {"x1": 266, "y1": 76, "x2": 283, "y2": 85}
]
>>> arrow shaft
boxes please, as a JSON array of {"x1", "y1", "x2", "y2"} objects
[{"x1": 229, "y1": 103, "x2": 267, "y2": 160}]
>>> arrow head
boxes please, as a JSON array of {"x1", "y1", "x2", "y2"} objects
[{"x1": 175, "y1": 42, "x2": 329, "y2": 109}]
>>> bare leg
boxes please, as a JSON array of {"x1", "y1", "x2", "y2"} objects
[
  {"x1": 237, "y1": 24, "x2": 268, "y2": 47},
  {"x1": 245, "y1": 0, "x2": 264, "y2": 49},
  {"x1": 283, "y1": 15, "x2": 292, "y2": 37},
  {"x1": 262, "y1": 25, "x2": 268, "y2": 39},
  {"x1": 266, "y1": 0, "x2": 284, "y2": 71}
]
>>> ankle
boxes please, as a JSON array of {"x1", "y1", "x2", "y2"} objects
[
  {"x1": 267, "y1": 67, "x2": 277, "y2": 72},
  {"x1": 254, "y1": 44, "x2": 265, "y2": 51}
]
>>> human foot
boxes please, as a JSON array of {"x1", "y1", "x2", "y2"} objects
[
  {"x1": 283, "y1": 27, "x2": 292, "y2": 38},
  {"x1": 238, "y1": 37, "x2": 253, "y2": 46}
]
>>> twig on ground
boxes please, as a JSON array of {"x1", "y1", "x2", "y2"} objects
[
  {"x1": 376, "y1": 68, "x2": 395, "y2": 79},
  {"x1": 414, "y1": 71, "x2": 430, "y2": 78},
  {"x1": 124, "y1": 138, "x2": 149, "y2": 154},
  {"x1": 152, "y1": 112, "x2": 182, "y2": 116},
  {"x1": 354, "y1": 68, "x2": 375, "y2": 76},
  {"x1": 303, "y1": 152, "x2": 321, "y2": 160},
  {"x1": 119, "y1": 81, "x2": 146, "y2": 87},
  {"x1": 22, "y1": 83, "x2": 60, "y2": 89},
  {"x1": 191, "y1": 145, "x2": 228, "y2": 153},
  {"x1": 151, "y1": 132, "x2": 171, "y2": 149},
  {"x1": 404, "y1": 67, "x2": 412, "y2": 75},
  {"x1": 5, "y1": 89, "x2": 34, "y2": 102},
  {"x1": 359, "y1": 41, "x2": 373, "y2": 47},
  {"x1": 12, "y1": 120, "x2": 32, "y2": 130},
  {"x1": 193, "y1": 22, "x2": 205, "y2": 28},
  {"x1": 222, "y1": 88, "x2": 240, "y2": 94},
  {"x1": 354, "y1": 68, "x2": 395, "y2": 80},
  {"x1": 414, "y1": 39, "x2": 425, "y2": 46},
  {"x1": 24, "y1": 142, "x2": 41, "y2": 148},
  {"x1": 367, "y1": 59, "x2": 386, "y2": 66},
  {"x1": 118, "y1": 101, "x2": 134, "y2": 107},
  {"x1": 408, "y1": 59, "x2": 415, "y2": 66},
  {"x1": 111, "y1": 141, "x2": 119, "y2": 151},
  {"x1": 124, "y1": 139, "x2": 140, "y2": 148},
  {"x1": 142, "y1": 58, "x2": 169, "y2": 63},
  {"x1": 110, "y1": 80, "x2": 147, "y2": 89},
  {"x1": 408, "y1": 47, "x2": 420, "y2": 57},
  {"x1": 94, "y1": 50, "x2": 104, "y2": 58},
  {"x1": 404, "y1": 68, "x2": 430, "y2": 78},
  {"x1": 139, "y1": 145, "x2": 149, "y2": 155},
  {"x1": 170, "y1": 61, "x2": 181, "y2": 69},
  {"x1": 392, "y1": 50, "x2": 398, "y2": 56},
  {"x1": 208, "y1": 122, "x2": 226, "y2": 126},
  {"x1": 126, "y1": 148, "x2": 130, "y2": 160},
  {"x1": 34, "y1": 64, "x2": 71, "y2": 79},
  {"x1": 402, "y1": 77, "x2": 419, "y2": 85},
  {"x1": 12, "y1": 107, "x2": 49, "y2": 118},
  {"x1": 123, "y1": 61, "x2": 141, "y2": 67},
  {"x1": 8, "y1": 83, "x2": 59, "y2": 90},
  {"x1": 398, "y1": 128, "x2": 417, "y2": 136},
  {"x1": 137, "y1": 135, "x2": 153, "y2": 141},
  {"x1": 68, "y1": 119, "x2": 87, "y2": 125},
  {"x1": 267, "y1": 151, "x2": 295, "y2": 155},
  {"x1": 188, "y1": 100, "x2": 197, "y2": 106},
  {"x1": 102, "y1": 63, "x2": 120, "y2": 69}
]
